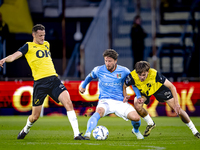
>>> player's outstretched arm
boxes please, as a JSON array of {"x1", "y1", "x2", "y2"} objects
[
  {"x1": 0, "y1": 51, "x2": 23, "y2": 68},
  {"x1": 79, "y1": 73, "x2": 93, "y2": 94}
]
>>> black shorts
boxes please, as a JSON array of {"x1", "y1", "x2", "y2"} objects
[
  {"x1": 32, "y1": 76, "x2": 67, "y2": 106},
  {"x1": 143, "y1": 85, "x2": 173, "y2": 105}
]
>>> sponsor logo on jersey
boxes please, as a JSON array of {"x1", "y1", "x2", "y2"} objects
[
  {"x1": 36, "y1": 50, "x2": 51, "y2": 58},
  {"x1": 102, "y1": 82, "x2": 122, "y2": 87}
]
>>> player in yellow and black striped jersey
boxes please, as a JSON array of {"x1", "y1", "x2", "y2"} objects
[
  {"x1": 0, "y1": 24, "x2": 85, "y2": 140},
  {"x1": 124, "y1": 61, "x2": 200, "y2": 139}
]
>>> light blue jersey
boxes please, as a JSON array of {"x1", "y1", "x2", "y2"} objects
[{"x1": 90, "y1": 65, "x2": 130, "y2": 101}]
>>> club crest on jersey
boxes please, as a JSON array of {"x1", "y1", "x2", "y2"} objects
[
  {"x1": 116, "y1": 74, "x2": 121, "y2": 78},
  {"x1": 34, "y1": 99, "x2": 40, "y2": 105}
]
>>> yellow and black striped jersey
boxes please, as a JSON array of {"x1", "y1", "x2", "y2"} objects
[
  {"x1": 18, "y1": 41, "x2": 58, "y2": 80},
  {"x1": 125, "y1": 68, "x2": 166, "y2": 96}
]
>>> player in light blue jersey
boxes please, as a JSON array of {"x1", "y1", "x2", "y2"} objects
[{"x1": 79, "y1": 49, "x2": 144, "y2": 140}]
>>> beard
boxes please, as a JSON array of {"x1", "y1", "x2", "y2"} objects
[{"x1": 106, "y1": 64, "x2": 115, "y2": 72}]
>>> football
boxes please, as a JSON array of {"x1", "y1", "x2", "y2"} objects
[{"x1": 92, "y1": 125, "x2": 109, "y2": 140}]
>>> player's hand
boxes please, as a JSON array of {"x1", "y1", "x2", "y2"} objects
[
  {"x1": 137, "y1": 96, "x2": 146, "y2": 104},
  {"x1": 79, "y1": 86, "x2": 85, "y2": 94},
  {"x1": 123, "y1": 95, "x2": 130, "y2": 103},
  {"x1": 174, "y1": 103, "x2": 181, "y2": 115},
  {"x1": 0, "y1": 59, "x2": 5, "y2": 68},
  {"x1": 137, "y1": 97, "x2": 144, "y2": 104}
]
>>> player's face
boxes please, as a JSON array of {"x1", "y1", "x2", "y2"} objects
[
  {"x1": 104, "y1": 56, "x2": 117, "y2": 72},
  {"x1": 138, "y1": 71, "x2": 149, "y2": 82},
  {"x1": 33, "y1": 30, "x2": 45, "y2": 45}
]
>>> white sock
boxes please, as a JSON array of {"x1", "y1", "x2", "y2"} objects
[
  {"x1": 67, "y1": 110, "x2": 80, "y2": 137},
  {"x1": 186, "y1": 121, "x2": 198, "y2": 135},
  {"x1": 24, "y1": 117, "x2": 34, "y2": 133},
  {"x1": 143, "y1": 114, "x2": 154, "y2": 125}
]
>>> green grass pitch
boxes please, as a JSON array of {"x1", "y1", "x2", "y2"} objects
[{"x1": 0, "y1": 116, "x2": 200, "y2": 150}]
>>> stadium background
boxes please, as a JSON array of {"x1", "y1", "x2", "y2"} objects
[{"x1": 0, "y1": 0, "x2": 200, "y2": 116}]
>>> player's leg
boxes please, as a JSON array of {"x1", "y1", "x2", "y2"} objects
[
  {"x1": 17, "y1": 80, "x2": 46, "y2": 140},
  {"x1": 127, "y1": 111, "x2": 144, "y2": 139},
  {"x1": 58, "y1": 90, "x2": 84, "y2": 140},
  {"x1": 127, "y1": 111, "x2": 140, "y2": 131},
  {"x1": 166, "y1": 98, "x2": 200, "y2": 138},
  {"x1": 49, "y1": 77, "x2": 84, "y2": 140},
  {"x1": 84, "y1": 107, "x2": 105, "y2": 140},
  {"x1": 84, "y1": 99, "x2": 110, "y2": 140},
  {"x1": 114, "y1": 100, "x2": 143, "y2": 139},
  {"x1": 134, "y1": 96, "x2": 155, "y2": 137},
  {"x1": 17, "y1": 105, "x2": 42, "y2": 139}
]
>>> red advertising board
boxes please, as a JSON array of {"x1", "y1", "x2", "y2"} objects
[{"x1": 0, "y1": 81, "x2": 200, "y2": 116}]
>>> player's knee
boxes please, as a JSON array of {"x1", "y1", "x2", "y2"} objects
[
  {"x1": 96, "y1": 108, "x2": 105, "y2": 117},
  {"x1": 134, "y1": 116, "x2": 140, "y2": 122},
  {"x1": 133, "y1": 111, "x2": 141, "y2": 121},
  {"x1": 127, "y1": 111, "x2": 140, "y2": 121},
  {"x1": 32, "y1": 114, "x2": 40, "y2": 121}
]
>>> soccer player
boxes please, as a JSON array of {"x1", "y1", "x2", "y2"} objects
[
  {"x1": 79, "y1": 49, "x2": 144, "y2": 140},
  {"x1": 0, "y1": 24, "x2": 85, "y2": 140},
  {"x1": 124, "y1": 61, "x2": 200, "y2": 138}
]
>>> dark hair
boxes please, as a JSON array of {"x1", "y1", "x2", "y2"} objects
[
  {"x1": 134, "y1": 15, "x2": 141, "y2": 24},
  {"x1": 103, "y1": 49, "x2": 119, "y2": 60},
  {"x1": 32, "y1": 24, "x2": 45, "y2": 33},
  {"x1": 135, "y1": 61, "x2": 150, "y2": 75}
]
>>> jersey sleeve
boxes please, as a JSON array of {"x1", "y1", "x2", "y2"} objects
[
  {"x1": 18, "y1": 43, "x2": 28, "y2": 55},
  {"x1": 132, "y1": 85, "x2": 141, "y2": 99},
  {"x1": 156, "y1": 72, "x2": 166, "y2": 84},
  {"x1": 90, "y1": 66, "x2": 98, "y2": 79},
  {"x1": 124, "y1": 73, "x2": 141, "y2": 98},
  {"x1": 81, "y1": 74, "x2": 93, "y2": 88},
  {"x1": 124, "y1": 73, "x2": 135, "y2": 86},
  {"x1": 81, "y1": 66, "x2": 98, "y2": 89}
]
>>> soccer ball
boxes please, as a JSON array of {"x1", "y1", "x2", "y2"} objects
[{"x1": 92, "y1": 125, "x2": 109, "y2": 140}]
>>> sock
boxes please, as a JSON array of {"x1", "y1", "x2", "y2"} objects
[
  {"x1": 186, "y1": 121, "x2": 198, "y2": 135},
  {"x1": 85, "y1": 112, "x2": 100, "y2": 137},
  {"x1": 24, "y1": 117, "x2": 34, "y2": 133},
  {"x1": 67, "y1": 110, "x2": 80, "y2": 137},
  {"x1": 143, "y1": 114, "x2": 154, "y2": 125},
  {"x1": 131, "y1": 119, "x2": 141, "y2": 133}
]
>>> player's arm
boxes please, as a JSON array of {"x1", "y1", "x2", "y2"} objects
[
  {"x1": 123, "y1": 83, "x2": 130, "y2": 103},
  {"x1": 79, "y1": 67, "x2": 98, "y2": 94},
  {"x1": 79, "y1": 73, "x2": 94, "y2": 94},
  {"x1": 0, "y1": 51, "x2": 23, "y2": 68},
  {"x1": 124, "y1": 74, "x2": 141, "y2": 99},
  {"x1": 163, "y1": 79, "x2": 180, "y2": 113},
  {"x1": 0, "y1": 43, "x2": 27, "y2": 68},
  {"x1": 156, "y1": 72, "x2": 180, "y2": 114}
]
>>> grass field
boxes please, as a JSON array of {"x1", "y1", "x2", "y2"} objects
[{"x1": 0, "y1": 116, "x2": 200, "y2": 150}]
